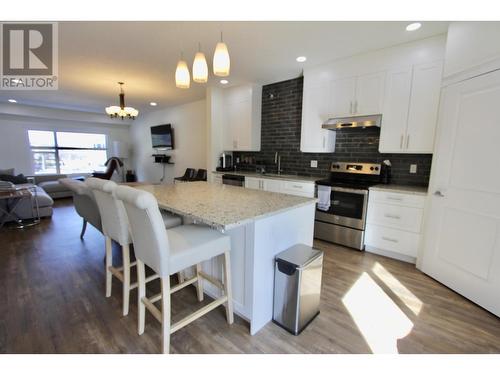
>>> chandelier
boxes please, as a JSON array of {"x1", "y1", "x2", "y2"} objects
[{"x1": 105, "y1": 82, "x2": 139, "y2": 120}]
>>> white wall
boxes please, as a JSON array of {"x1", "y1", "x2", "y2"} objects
[
  {"x1": 130, "y1": 99, "x2": 207, "y2": 184},
  {"x1": 0, "y1": 104, "x2": 131, "y2": 176}
]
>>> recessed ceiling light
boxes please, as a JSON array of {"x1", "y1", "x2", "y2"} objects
[
  {"x1": 406, "y1": 22, "x2": 422, "y2": 31},
  {"x1": 150, "y1": 102, "x2": 158, "y2": 106},
  {"x1": 8, "y1": 99, "x2": 17, "y2": 103},
  {"x1": 296, "y1": 56, "x2": 307, "y2": 63},
  {"x1": 220, "y1": 79, "x2": 228, "y2": 85}
]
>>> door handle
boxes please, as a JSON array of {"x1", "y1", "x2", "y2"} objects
[{"x1": 434, "y1": 190, "x2": 445, "y2": 197}]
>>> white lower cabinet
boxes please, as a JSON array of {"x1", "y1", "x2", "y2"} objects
[
  {"x1": 365, "y1": 190, "x2": 426, "y2": 263},
  {"x1": 244, "y1": 176, "x2": 315, "y2": 198}
]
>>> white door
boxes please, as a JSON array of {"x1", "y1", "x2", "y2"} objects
[
  {"x1": 421, "y1": 69, "x2": 500, "y2": 317},
  {"x1": 405, "y1": 61, "x2": 443, "y2": 153},
  {"x1": 379, "y1": 67, "x2": 412, "y2": 153},
  {"x1": 355, "y1": 71, "x2": 386, "y2": 115},
  {"x1": 300, "y1": 83, "x2": 335, "y2": 152},
  {"x1": 329, "y1": 76, "x2": 356, "y2": 117}
]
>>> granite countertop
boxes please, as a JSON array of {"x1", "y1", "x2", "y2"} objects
[
  {"x1": 135, "y1": 181, "x2": 317, "y2": 231},
  {"x1": 212, "y1": 170, "x2": 318, "y2": 183},
  {"x1": 369, "y1": 184, "x2": 428, "y2": 196}
]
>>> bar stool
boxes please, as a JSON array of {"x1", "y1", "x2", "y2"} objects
[
  {"x1": 86, "y1": 178, "x2": 182, "y2": 316},
  {"x1": 115, "y1": 185, "x2": 233, "y2": 353}
]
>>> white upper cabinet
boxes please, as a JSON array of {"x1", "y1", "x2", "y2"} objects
[
  {"x1": 329, "y1": 77, "x2": 356, "y2": 116},
  {"x1": 223, "y1": 84, "x2": 262, "y2": 152},
  {"x1": 379, "y1": 67, "x2": 413, "y2": 153},
  {"x1": 300, "y1": 82, "x2": 336, "y2": 153},
  {"x1": 405, "y1": 61, "x2": 443, "y2": 153},
  {"x1": 354, "y1": 72, "x2": 386, "y2": 115},
  {"x1": 379, "y1": 60, "x2": 443, "y2": 154}
]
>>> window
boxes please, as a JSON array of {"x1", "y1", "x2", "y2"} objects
[{"x1": 28, "y1": 130, "x2": 107, "y2": 175}]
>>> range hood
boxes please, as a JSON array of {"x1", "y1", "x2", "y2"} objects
[{"x1": 322, "y1": 114, "x2": 382, "y2": 130}]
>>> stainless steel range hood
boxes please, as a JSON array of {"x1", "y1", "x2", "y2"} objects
[{"x1": 322, "y1": 114, "x2": 382, "y2": 130}]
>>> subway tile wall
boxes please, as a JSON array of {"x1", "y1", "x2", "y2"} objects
[{"x1": 233, "y1": 76, "x2": 432, "y2": 186}]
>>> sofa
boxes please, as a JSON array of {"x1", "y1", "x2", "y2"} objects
[{"x1": 31, "y1": 174, "x2": 73, "y2": 199}]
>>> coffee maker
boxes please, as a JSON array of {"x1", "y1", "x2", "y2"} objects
[{"x1": 217, "y1": 152, "x2": 233, "y2": 171}]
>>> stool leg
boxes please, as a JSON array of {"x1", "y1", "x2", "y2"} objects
[
  {"x1": 137, "y1": 260, "x2": 146, "y2": 335},
  {"x1": 122, "y1": 244, "x2": 131, "y2": 316},
  {"x1": 161, "y1": 276, "x2": 171, "y2": 354},
  {"x1": 195, "y1": 263, "x2": 204, "y2": 302},
  {"x1": 223, "y1": 251, "x2": 234, "y2": 325},
  {"x1": 105, "y1": 236, "x2": 112, "y2": 298}
]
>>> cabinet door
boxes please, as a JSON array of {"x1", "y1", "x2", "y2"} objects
[
  {"x1": 244, "y1": 177, "x2": 261, "y2": 190},
  {"x1": 379, "y1": 67, "x2": 412, "y2": 153},
  {"x1": 224, "y1": 100, "x2": 238, "y2": 150},
  {"x1": 262, "y1": 178, "x2": 282, "y2": 193},
  {"x1": 300, "y1": 83, "x2": 336, "y2": 152},
  {"x1": 234, "y1": 98, "x2": 253, "y2": 151},
  {"x1": 355, "y1": 71, "x2": 386, "y2": 115},
  {"x1": 329, "y1": 76, "x2": 356, "y2": 117},
  {"x1": 405, "y1": 61, "x2": 443, "y2": 153}
]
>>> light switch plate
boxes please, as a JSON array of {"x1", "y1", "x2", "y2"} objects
[
  {"x1": 310, "y1": 160, "x2": 318, "y2": 168},
  {"x1": 410, "y1": 164, "x2": 417, "y2": 174}
]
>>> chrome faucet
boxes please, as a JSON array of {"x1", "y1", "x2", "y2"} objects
[{"x1": 275, "y1": 152, "x2": 282, "y2": 175}]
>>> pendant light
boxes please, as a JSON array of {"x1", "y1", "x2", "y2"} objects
[
  {"x1": 192, "y1": 43, "x2": 208, "y2": 83},
  {"x1": 175, "y1": 53, "x2": 190, "y2": 89},
  {"x1": 105, "y1": 82, "x2": 139, "y2": 120},
  {"x1": 213, "y1": 32, "x2": 230, "y2": 77}
]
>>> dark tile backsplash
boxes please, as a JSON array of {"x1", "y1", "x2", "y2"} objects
[{"x1": 233, "y1": 76, "x2": 432, "y2": 187}]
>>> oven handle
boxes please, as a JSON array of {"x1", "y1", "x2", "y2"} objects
[{"x1": 330, "y1": 186, "x2": 369, "y2": 195}]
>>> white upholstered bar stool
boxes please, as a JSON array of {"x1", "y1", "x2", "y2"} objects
[
  {"x1": 115, "y1": 185, "x2": 233, "y2": 354},
  {"x1": 86, "y1": 178, "x2": 182, "y2": 316}
]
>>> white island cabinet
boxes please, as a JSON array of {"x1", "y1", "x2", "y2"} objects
[
  {"x1": 245, "y1": 175, "x2": 315, "y2": 198},
  {"x1": 135, "y1": 182, "x2": 316, "y2": 335}
]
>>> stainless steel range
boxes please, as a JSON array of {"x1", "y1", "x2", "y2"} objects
[{"x1": 314, "y1": 162, "x2": 383, "y2": 250}]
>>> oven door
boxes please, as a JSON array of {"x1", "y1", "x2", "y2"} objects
[{"x1": 315, "y1": 187, "x2": 368, "y2": 230}]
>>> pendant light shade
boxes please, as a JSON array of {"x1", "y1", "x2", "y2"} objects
[
  {"x1": 175, "y1": 59, "x2": 190, "y2": 89},
  {"x1": 213, "y1": 35, "x2": 230, "y2": 77},
  {"x1": 193, "y1": 50, "x2": 208, "y2": 83}
]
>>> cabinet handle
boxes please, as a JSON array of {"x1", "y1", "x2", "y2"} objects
[
  {"x1": 354, "y1": 100, "x2": 358, "y2": 113},
  {"x1": 400, "y1": 134, "x2": 404, "y2": 149},
  {"x1": 382, "y1": 236, "x2": 399, "y2": 243},
  {"x1": 350, "y1": 101, "x2": 353, "y2": 114},
  {"x1": 292, "y1": 185, "x2": 303, "y2": 189},
  {"x1": 322, "y1": 136, "x2": 326, "y2": 148},
  {"x1": 384, "y1": 213, "x2": 401, "y2": 219},
  {"x1": 406, "y1": 134, "x2": 410, "y2": 149},
  {"x1": 386, "y1": 195, "x2": 403, "y2": 201}
]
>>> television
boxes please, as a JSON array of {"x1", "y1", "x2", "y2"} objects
[{"x1": 151, "y1": 124, "x2": 174, "y2": 149}]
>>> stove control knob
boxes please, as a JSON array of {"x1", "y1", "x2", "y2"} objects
[
  {"x1": 375, "y1": 167, "x2": 379, "y2": 171},
  {"x1": 370, "y1": 167, "x2": 374, "y2": 171}
]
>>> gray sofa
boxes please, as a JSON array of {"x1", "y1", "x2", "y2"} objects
[{"x1": 32, "y1": 174, "x2": 73, "y2": 199}]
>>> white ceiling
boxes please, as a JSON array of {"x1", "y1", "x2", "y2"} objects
[{"x1": 0, "y1": 21, "x2": 449, "y2": 114}]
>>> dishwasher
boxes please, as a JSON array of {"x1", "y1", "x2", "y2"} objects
[{"x1": 222, "y1": 174, "x2": 245, "y2": 187}]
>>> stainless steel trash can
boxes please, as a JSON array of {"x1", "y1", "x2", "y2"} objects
[{"x1": 273, "y1": 244, "x2": 323, "y2": 335}]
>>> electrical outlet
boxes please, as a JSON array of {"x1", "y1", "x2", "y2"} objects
[
  {"x1": 410, "y1": 164, "x2": 417, "y2": 174},
  {"x1": 310, "y1": 160, "x2": 318, "y2": 168}
]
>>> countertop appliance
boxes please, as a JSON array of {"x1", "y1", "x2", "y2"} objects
[
  {"x1": 314, "y1": 162, "x2": 382, "y2": 250},
  {"x1": 222, "y1": 174, "x2": 245, "y2": 187}
]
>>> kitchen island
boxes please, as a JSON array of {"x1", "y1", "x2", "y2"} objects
[{"x1": 135, "y1": 182, "x2": 316, "y2": 334}]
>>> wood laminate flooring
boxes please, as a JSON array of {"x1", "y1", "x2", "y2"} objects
[{"x1": 1, "y1": 199, "x2": 499, "y2": 354}]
